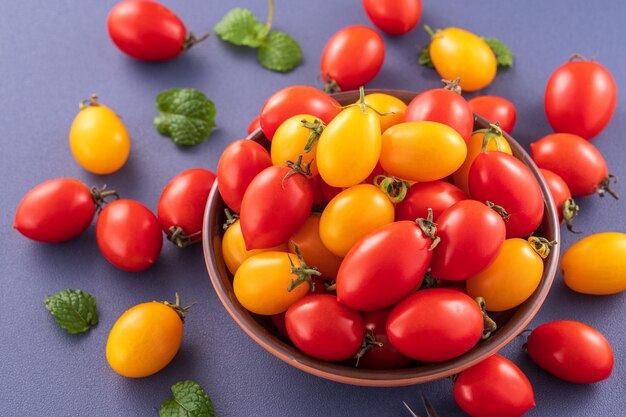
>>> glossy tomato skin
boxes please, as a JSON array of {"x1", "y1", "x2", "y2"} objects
[
  {"x1": 530, "y1": 133, "x2": 609, "y2": 197},
  {"x1": 395, "y1": 180, "x2": 467, "y2": 222},
  {"x1": 527, "y1": 320, "x2": 614, "y2": 384},
  {"x1": 247, "y1": 116, "x2": 261, "y2": 135},
  {"x1": 453, "y1": 354, "x2": 536, "y2": 417},
  {"x1": 217, "y1": 139, "x2": 272, "y2": 213},
  {"x1": 14, "y1": 178, "x2": 96, "y2": 243},
  {"x1": 404, "y1": 88, "x2": 474, "y2": 142},
  {"x1": 259, "y1": 86, "x2": 341, "y2": 140},
  {"x1": 107, "y1": 0, "x2": 186, "y2": 61},
  {"x1": 106, "y1": 301, "x2": 183, "y2": 377},
  {"x1": 240, "y1": 166, "x2": 312, "y2": 250},
  {"x1": 430, "y1": 200, "x2": 506, "y2": 281},
  {"x1": 469, "y1": 151, "x2": 544, "y2": 238},
  {"x1": 356, "y1": 309, "x2": 414, "y2": 370},
  {"x1": 336, "y1": 221, "x2": 433, "y2": 311},
  {"x1": 285, "y1": 294, "x2": 365, "y2": 362},
  {"x1": 271, "y1": 114, "x2": 321, "y2": 176},
  {"x1": 468, "y1": 95, "x2": 517, "y2": 133},
  {"x1": 157, "y1": 168, "x2": 216, "y2": 243},
  {"x1": 545, "y1": 60, "x2": 617, "y2": 139},
  {"x1": 539, "y1": 168, "x2": 571, "y2": 223},
  {"x1": 96, "y1": 199, "x2": 163, "y2": 272},
  {"x1": 387, "y1": 288, "x2": 483, "y2": 361},
  {"x1": 362, "y1": 0, "x2": 421, "y2": 35},
  {"x1": 321, "y1": 26, "x2": 385, "y2": 91},
  {"x1": 363, "y1": 93, "x2": 407, "y2": 132}
]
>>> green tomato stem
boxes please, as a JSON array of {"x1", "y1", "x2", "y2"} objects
[{"x1": 424, "y1": 24, "x2": 436, "y2": 38}]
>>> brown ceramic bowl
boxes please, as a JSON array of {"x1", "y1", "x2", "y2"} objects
[{"x1": 203, "y1": 89, "x2": 560, "y2": 386}]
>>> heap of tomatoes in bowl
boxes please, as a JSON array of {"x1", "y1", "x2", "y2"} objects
[{"x1": 203, "y1": 86, "x2": 559, "y2": 386}]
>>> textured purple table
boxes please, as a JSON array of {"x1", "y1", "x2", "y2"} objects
[{"x1": 1, "y1": 1, "x2": 625, "y2": 415}]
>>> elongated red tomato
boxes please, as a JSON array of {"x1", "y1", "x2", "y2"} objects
[
  {"x1": 240, "y1": 166, "x2": 312, "y2": 250},
  {"x1": 259, "y1": 86, "x2": 341, "y2": 140},
  {"x1": 362, "y1": 0, "x2": 422, "y2": 36},
  {"x1": 247, "y1": 116, "x2": 261, "y2": 135},
  {"x1": 321, "y1": 26, "x2": 385, "y2": 91},
  {"x1": 545, "y1": 57, "x2": 617, "y2": 139},
  {"x1": 453, "y1": 354, "x2": 536, "y2": 417},
  {"x1": 526, "y1": 320, "x2": 614, "y2": 384},
  {"x1": 539, "y1": 168, "x2": 577, "y2": 228},
  {"x1": 386, "y1": 288, "x2": 483, "y2": 362},
  {"x1": 14, "y1": 178, "x2": 100, "y2": 243},
  {"x1": 468, "y1": 95, "x2": 517, "y2": 133},
  {"x1": 217, "y1": 139, "x2": 272, "y2": 213},
  {"x1": 336, "y1": 220, "x2": 434, "y2": 311},
  {"x1": 430, "y1": 200, "x2": 506, "y2": 281},
  {"x1": 96, "y1": 199, "x2": 163, "y2": 272},
  {"x1": 469, "y1": 152, "x2": 544, "y2": 238},
  {"x1": 395, "y1": 180, "x2": 467, "y2": 222},
  {"x1": 355, "y1": 309, "x2": 414, "y2": 370},
  {"x1": 530, "y1": 133, "x2": 616, "y2": 198},
  {"x1": 404, "y1": 85, "x2": 474, "y2": 142}
]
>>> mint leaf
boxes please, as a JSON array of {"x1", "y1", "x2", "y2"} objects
[
  {"x1": 214, "y1": 8, "x2": 267, "y2": 48},
  {"x1": 483, "y1": 38, "x2": 514, "y2": 68},
  {"x1": 418, "y1": 44, "x2": 434, "y2": 68},
  {"x1": 258, "y1": 31, "x2": 302, "y2": 72},
  {"x1": 154, "y1": 88, "x2": 216, "y2": 146},
  {"x1": 159, "y1": 380, "x2": 214, "y2": 417},
  {"x1": 44, "y1": 289, "x2": 98, "y2": 334}
]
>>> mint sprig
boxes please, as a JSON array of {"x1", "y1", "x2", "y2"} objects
[
  {"x1": 214, "y1": 0, "x2": 302, "y2": 72},
  {"x1": 44, "y1": 289, "x2": 98, "y2": 334},
  {"x1": 483, "y1": 37, "x2": 514, "y2": 68},
  {"x1": 159, "y1": 380, "x2": 215, "y2": 417},
  {"x1": 154, "y1": 88, "x2": 216, "y2": 146}
]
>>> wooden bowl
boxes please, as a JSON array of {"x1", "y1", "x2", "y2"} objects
[{"x1": 202, "y1": 89, "x2": 560, "y2": 386}]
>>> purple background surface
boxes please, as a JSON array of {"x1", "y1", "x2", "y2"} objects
[{"x1": 1, "y1": 1, "x2": 625, "y2": 416}]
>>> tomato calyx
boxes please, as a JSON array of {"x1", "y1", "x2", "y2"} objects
[
  {"x1": 475, "y1": 297, "x2": 497, "y2": 340},
  {"x1": 222, "y1": 208, "x2": 240, "y2": 231},
  {"x1": 568, "y1": 53, "x2": 589, "y2": 62},
  {"x1": 597, "y1": 174, "x2": 619, "y2": 200},
  {"x1": 341, "y1": 87, "x2": 392, "y2": 116},
  {"x1": 90, "y1": 185, "x2": 119, "y2": 211},
  {"x1": 80, "y1": 94, "x2": 100, "y2": 110},
  {"x1": 403, "y1": 394, "x2": 441, "y2": 417},
  {"x1": 159, "y1": 292, "x2": 195, "y2": 324},
  {"x1": 419, "y1": 270, "x2": 440, "y2": 290},
  {"x1": 527, "y1": 236, "x2": 557, "y2": 259},
  {"x1": 322, "y1": 74, "x2": 342, "y2": 94},
  {"x1": 486, "y1": 201, "x2": 510, "y2": 222},
  {"x1": 182, "y1": 32, "x2": 209, "y2": 52},
  {"x1": 353, "y1": 330, "x2": 384, "y2": 367},
  {"x1": 374, "y1": 175, "x2": 410, "y2": 203},
  {"x1": 282, "y1": 155, "x2": 313, "y2": 187},
  {"x1": 301, "y1": 118, "x2": 325, "y2": 152},
  {"x1": 416, "y1": 208, "x2": 440, "y2": 250},
  {"x1": 442, "y1": 77, "x2": 462, "y2": 94},
  {"x1": 287, "y1": 243, "x2": 322, "y2": 292},
  {"x1": 476, "y1": 123, "x2": 506, "y2": 152},
  {"x1": 166, "y1": 226, "x2": 201, "y2": 248},
  {"x1": 562, "y1": 198, "x2": 581, "y2": 234}
]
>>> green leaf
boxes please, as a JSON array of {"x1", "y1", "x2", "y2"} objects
[
  {"x1": 257, "y1": 31, "x2": 302, "y2": 72},
  {"x1": 418, "y1": 44, "x2": 435, "y2": 68},
  {"x1": 214, "y1": 8, "x2": 267, "y2": 48},
  {"x1": 159, "y1": 380, "x2": 214, "y2": 417},
  {"x1": 483, "y1": 37, "x2": 514, "y2": 68},
  {"x1": 154, "y1": 88, "x2": 216, "y2": 146},
  {"x1": 44, "y1": 289, "x2": 98, "y2": 334}
]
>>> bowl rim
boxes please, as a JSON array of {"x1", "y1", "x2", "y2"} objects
[{"x1": 202, "y1": 88, "x2": 560, "y2": 386}]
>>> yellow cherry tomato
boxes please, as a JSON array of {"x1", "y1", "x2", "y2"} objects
[
  {"x1": 289, "y1": 213, "x2": 343, "y2": 279},
  {"x1": 319, "y1": 184, "x2": 394, "y2": 257},
  {"x1": 233, "y1": 251, "x2": 311, "y2": 315},
  {"x1": 452, "y1": 128, "x2": 512, "y2": 194},
  {"x1": 271, "y1": 114, "x2": 322, "y2": 175},
  {"x1": 562, "y1": 232, "x2": 626, "y2": 295},
  {"x1": 222, "y1": 219, "x2": 288, "y2": 275},
  {"x1": 69, "y1": 96, "x2": 130, "y2": 175},
  {"x1": 362, "y1": 93, "x2": 407, "y2": 133},
  {"x1": 380, "y1": 121, "x2": 467, "y2": 182},
  {"x1": 106, "y1": 300, "x2": 183, "y2": 378},
  {"x1": 429, "y1": 27, "x2": 497, "y2": 92},
  {"x1": 466, "y1": 238, "x2": 544, "y2": 312},
  {"x1": 317, "y1": 94, "x2": 381, "y2": 187}
]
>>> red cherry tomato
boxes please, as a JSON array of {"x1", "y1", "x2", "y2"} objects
[
  {"x1": 247, "y1": 116, "x2": 261, "y2": 135},
  {"x1": 96, "y1": 199, "x2": 163, "y2": 272},
  {"x1": 430, "y1": 200, "x2": 506, "y2": 281},
  {"x1": 217, "y1": 139, "x2": 272, "y2": 213},
  {"x1": 355, "y1": 309, "x2": 414, "y2": 370},
  {"x1": 259, "y1": 86, "x2": 341, "y2": 140},
  {"x1": 107, "y1": 0, "x2": 202, "y2": 61},
  {"x1": 453, "y1": 354, "x2": 536, "y2": 417},
  {"x1": 387, "y1": 288, "x2": 483, "y2": 362},
  {"x1": 320, "y1": 26, "x2": 385, "y2": 91},
  {"x1": 545, "y1": 57, "x2": 617, "y2": 139},
  {"x1": 530, "y1": 133, "x2": 617, "y2": 198},
  {"x1": 469, "y1": 151, "x2": 544, "y2": 238},
  {"x1": 395, "y1": 180, "x2": 467, "y2": 222},
  {"x1": 157, "y1": 168, "x2": 216, "y2": 247},
  {"x1": 468, "y1": 95, "x2": 517, "y2": 133},
  {"x1": 336, "y1": 220, "x2": 434, "y2": 311},
  {"x1": 240, "y1": 166, "x2": 312, "y2": 250},
  {"x1": 526, "y1": 320, "x2": 614, "y2": 384},
  {"x1": 362, "y1": 0, "x2": 422, "y2": 36},
  {"x1": 14, "y1": 178, "x2": 105, "y2": 243},
  {"x1": 404, "y1": 86, "x2": 474, "y2": 142},
  {"x1": 539, "y1": 168, "x2": 578, "y2": 228},
  {"x1": 285, "y1": 294, "x2": 365, "y2": 362}
]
